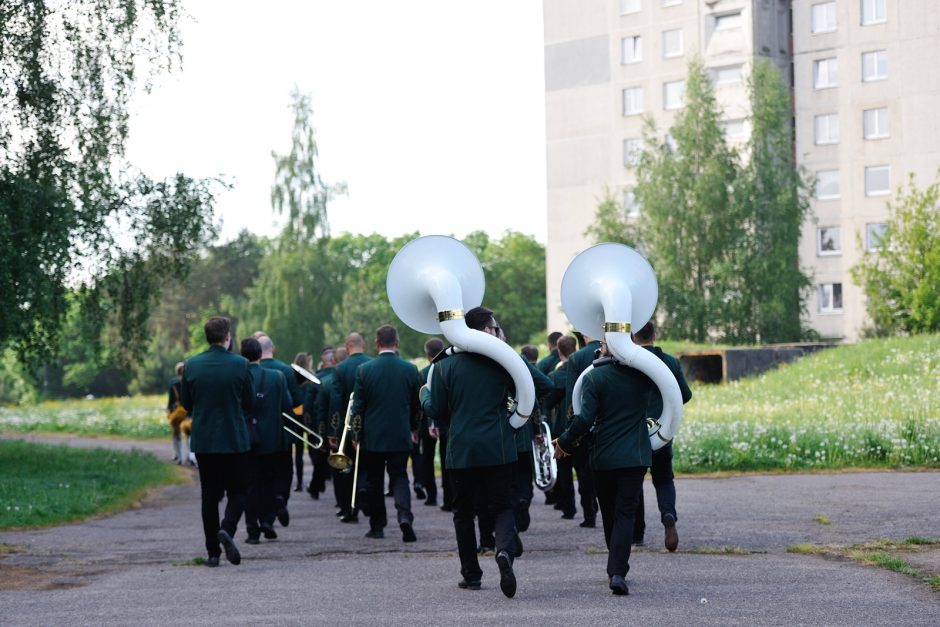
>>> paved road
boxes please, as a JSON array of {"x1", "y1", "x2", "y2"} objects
[{"x1": 1, "y1": 434, "x2": 939, "y2": 625}]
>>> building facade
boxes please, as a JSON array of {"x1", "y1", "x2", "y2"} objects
[{"x1": 543, "y1": 0, "x2": 940, "y2": 341}]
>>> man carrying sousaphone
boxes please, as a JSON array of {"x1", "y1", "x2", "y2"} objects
[{"x1": 348, "y1": 324, "x2": 421, "y2": 542}]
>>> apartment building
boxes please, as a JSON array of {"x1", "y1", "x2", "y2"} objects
[{"x1": 543, "y1": 0, "x2": 940, "y2": 341}]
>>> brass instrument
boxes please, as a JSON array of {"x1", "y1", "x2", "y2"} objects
[
  {"x1": 532, "y1": 416, "x2": 557, "y2": 491},
  {"x1": 328, "y1": 392, "x2": 355, "y2": 471},
  {"x1": 281, "y1": 412, "x2": 325, "y2": 449}
]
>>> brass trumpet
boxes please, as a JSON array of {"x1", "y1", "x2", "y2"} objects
[{"x1": 280, "y1": 412, "x2": 325, "y2": 449}]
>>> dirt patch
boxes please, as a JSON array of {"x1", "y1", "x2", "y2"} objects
[{"x1": 0, "y1": 563, "x2": 93, "y2": 591}]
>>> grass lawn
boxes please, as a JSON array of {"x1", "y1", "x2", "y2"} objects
[
  {"x1": 0, "y1": 440, "x2": 183, "y2": 529},
  {"x1": 0, "y1": 395, "x2": 169, "y2": 439}
]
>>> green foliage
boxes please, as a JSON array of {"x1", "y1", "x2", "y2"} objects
[
  {"x1": 584, "y1": 188, "x2": 640, "y2": 248},
  {"x1": 851, "y1": 173, "x2": 940, "y2": 335},
  {"x1": 634, "y1": 59, "x2": 741, "y2": 342},
  {"x1": 675, "y1": 334, "x2": 940, "y2": 473},
  {"x1": 0, "y1": 440, "x2": 179, "y2": 529}
]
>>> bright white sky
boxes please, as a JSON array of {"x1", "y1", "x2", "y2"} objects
[{"x1": 126, "y1": 0, "x2": 548, "y2": 245}]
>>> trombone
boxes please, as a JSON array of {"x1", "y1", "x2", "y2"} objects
[
  {"x1": 281, "y1": 412, "x2": 325, "y2": 450},
  {"x1": 327, "y1": 393, "x2": 361, "y2": 511}
]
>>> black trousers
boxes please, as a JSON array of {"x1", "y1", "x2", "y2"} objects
[
  {"x1": 573, "y1": 447, "x2": 598, "y2": 523},
  {"x1": 418, "y1": 432, "x2": 438, "y2": 502},
  {"x1": 363, "y1": 450, "x2": 413, "y2": 531},
  {"x1": 333, "y1": 464, "x2": 357, "y2": 515},
  {"x1": 512, "y1": 451, "x2": 534, "y2": 530},
  {"x1": 595, "y1": 467, "x2": 645, "y2": 578},
  {"x1": 409, "y1": 440, "x2": 423, "y2": 489},
  {"x1": 275, "y1": 450, "x2": 293, "y2": 506},
  {"x1": 309, "y1": 448, "x2": 330, "y2": 494},
  {"x1": 634, "y1": 441, "x2": 677, "y2": 539},
  {"x1": 554, "y1": 455, "x2": 576, "y2": 516},
  {"x1": 195, "y1": 452, "x2": 249, "y2": 558},
  {"x1": 245, "y1": 452, "x2": 281, "y2": 537},
  {"x1": 439, "y1": 432, "x2": 454, "y2": 509},
  {"x1": 292, "y1": 442, "x2": 304, "y2": 489},
  {"x1": 451, "y1": 464, "x2": 517, "y2": 581}
]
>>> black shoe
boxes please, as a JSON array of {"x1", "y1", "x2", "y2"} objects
[
  {"x1": 276, "y1": 500, "x2": 290, "y2": 527},
  {"x1": 561, "y1": 511, "x2": 576, "y2": 520},
  {"x1": 206, "y1": 556, "x2": 220, "y2": 567},
  {"x1": 385, "y1": 490, "x2": 393, "y2": 497},
  {"x1": 216, "y1": 530, "x2": 241, "y2": 565},
  {"x1": 245, "y1": 536, "x2": 260, "y2": 545},
  {"x1": 340, "y1": 513, "x2": 359, "y2": 523},
  {"x1": 518, "y1": 507, "x2": 531, "y2": 533},
  {"x1": 414, "y1": 486, "x2": 427, "y2": 500},
  {"x1": 496, "y1": 551, "x2": 516, "y2": 598},
  {"x1": 477, "y1": 544, "x2": 495, "y2": 555},
  {"x1": 553, "y1": 503, "x2": 563, "y2": 510},
  {"x1": 294, "y1": 484, "x2": 302, "y2": 492},
  {"x1": 440, "y1": 505, "x2": 453, "y2": 512},
  {"x1": 663, "y1": 513, "x2": 678, "y2": 552},
  {"x1": 400, "y1": 521, "x2": 417, "y2": 543},
  {"x1": 424, "y1": 499, "x2": 438, "y2": 507},
  {"x1": 632, "y1": 537, "x2": 645, "y2": 547},
  {"x1": 457, "y1": 578, "x2": 482, "y2": 590},
  {"x1": 579, "y1": 519, "x2": 596, "y2": 528},
  {"x1": 260, "y1": 523, "x2": 278, "y2": 540},
  {"x1": 609, "y1": 575, "x2": 628, "y2": 596},
  {"x1": 365, "y1": 529, "x2": 384, "y2": 539},
  {"x1": 308, "y1": 490, "x2": 320, "y2": 500}
]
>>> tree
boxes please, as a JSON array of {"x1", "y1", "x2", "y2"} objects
[
  {"x1": 851, "y1": 173, "x2": 940, "y2": 335},
  {"x1": 584, "y1": 188, "x2": 641, "y2": 249},
  {"x1": 731, "y1": 59, "x2": 813, "y2": 343},
  {"x1": 0, "y1": 1, "x2": 218, "y2": 363},
  {"x1": 633, "y1": 59, "x2": 741, "y2": 342}
]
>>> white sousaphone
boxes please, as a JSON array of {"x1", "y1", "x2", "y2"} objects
[
  {"x1": 561, "y1": 243, "x2": 682, "y2": 451},
  {"x1": 386, "y1": 235, "x2": 535, "y2": 429}
]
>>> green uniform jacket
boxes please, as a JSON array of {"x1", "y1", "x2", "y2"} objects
[
  {"x1": 247, "y1": 364, "x2": 294, "y2": 454},
  {"x1": 643, "y1": 346, "x2": 693, "y2": 418},
  {"x1": 563, "y1": 340, "x2": 602, "y2": 426},
  {"x1": 314, "y1": 369, "x2": 335, "y2": 438},
  {"x1": 537, "y1": 348, "x2": 560, "y2": 375},
  {"x1": 167, "y1": 376, "x2": 181, "y2": 412},
  {"x1": 515, "y1": 360, "x2": 555, "y2": 453},
  {"x1": 260, "y1": 357, "x2": 301, "y2": 410},
  {"x1": 350, "y1": 352, "x2": 421, "y2": 453},
  {"x1": 557, "y1": 363, "x2": 654, "y2": 471},
  {"x1": 421, "y1": 352, "x2": 518, "y2": 470},
  {"x1": 329, "y1": 353, "x2": 372, "y2": 438},
  {"x1": 181, "y1": 345, "x2": 254, "y2": 454},
  {"x1": 543, "y1": 361, "x2": 568, "y2": 434},
  {"x1": 419, "y1": 364, "x2": 434, "y2": 435},
  {"x1": 303, "y1": 368, "x2": 330, "y2": 434}
]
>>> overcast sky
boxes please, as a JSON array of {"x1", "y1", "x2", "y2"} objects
[{"x1": 126, "y1": 0, "x2": 548, "y2": 245}]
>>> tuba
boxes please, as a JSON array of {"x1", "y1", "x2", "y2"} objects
[
  {"x1": 561, "y1": 243, "x2": 683, "y2": 451},
  {"x1": 532, "y1": 416, "x2": 557, "y2": 491},
  {"x1": 386, "y1": 235, "x2": 536, "y2": 429}
]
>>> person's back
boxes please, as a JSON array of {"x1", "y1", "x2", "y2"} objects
[
  {"x1": 247, "y1": 363, "x2": 292, "y2": 455},
  {"x1": 353, "y1": 352, "x2": 419, "y2": 453},
  {"x1": 578, "y1": 364, "x2": 654, "y2": 471},
  {"x1": 183, "y1": 345, "x2": 253, "y2": 454}
]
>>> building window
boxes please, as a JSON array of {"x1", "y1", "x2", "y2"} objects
[
  {"x1": 662, "y1": 29, "x2": 683, "y2": 58},
  {"x1": 862, "y1": 50, "x2": 888, "y2": 81},
  {"x1": 621, "y1": 35, "x2": 642, "y2": 64},
  {"x1": 722, "y1": 119, "x2": 747, "y2": 139},
  {"x1": 863, "y1": 107, "x2": 890, "y2": 139},
  {"x1": 814, "y1": 58, "x2": 839, "y2": 89},
  {"x1": 662, "y1": 0, "x2": 682, "y2": 6},
  {"x1": 814, "y1": 113, "x2": 840, "y2": 145},
  {"x1": 816, "y1": 170, "x2": 840, "y2": 200},
  {"x1": 865, "y1": 165, "x2": 891, "y2": 196},
  {"x1": 812, "y1": 2, "x2": 838, "y2": 33},
  {"x1": 620, "y1": 0, "x2": 641, "y2": 14},
  {"x1": 865, "y1": 223, "x2": 888, "y2": 251},
  {"x1": 623, "y1": 138, "x2": 643, "y2": 167},
  {"x1": 861, "y1": 0, "x2": 886, "y2": 25},
  {"x1": 818, "y1": 283, "x2": 843, "y2": 313},
  {"x1": 622, "y1": 87, "x2": 643, "y2": 116},
  {"x1": 714, "y1": 11, "x2": 743, "y2": 30},
  {"x1": 817, "y1": 227, "x2": 842, "y2": 256},
  {"x1": 711, "y1": 64, "x2": 743, "y2": 85},
  {"x1": 663, "y1": 80, "x2": 685, "y2": 110},
  {"x1": 624, "y1": 190, "x2": 641, "y2": 217}
]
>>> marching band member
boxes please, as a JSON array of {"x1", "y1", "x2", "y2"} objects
[
  {"x1": 513, "y1": 344, "x2": 553, "y2": 534},
  {"x1": 417, "y1": 338, "x2": 445, "y2": 507},
  {"x1": 563, "y1": 334, "x2": 603, "y2": 528},
  {"x1": 542, "y1": 335, "x2": 578, "y2": 516},
  {"x1": 554, "y1": 340, "x2": 654, "y2": 596},
  {"x1": 256, "y1": 334, "x2": 297, "y2": 528},
  {"x1": 304, "y1": 347, "x2": 337, "y2": 499},
  {"x1": 291, "y1": 352, "x2": 314, "y2": 492},
  {"x1": 537, "y1": 331, "x2": 563, "y2": 374},
  {"x1": 348, "y1": 325, "x2": 421, "y2": 542}
]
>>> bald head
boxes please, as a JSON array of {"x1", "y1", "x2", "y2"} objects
[
  {"x1": 251, "y1": 331, "x2": 266, "y2": 340},
  {"x1": 345, "y1": 332, "x2": 365, "y2": 355},
  {"x1": 258, "y1": 335, "x2": 275, "y2": 359},
  {"x1": 335, "y1": 347, "x2": 348, "y2": 363}
]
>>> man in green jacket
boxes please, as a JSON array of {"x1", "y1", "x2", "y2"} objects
[
  {"x1": 304, "y1": 347, "x2": 338, "y2": 499},
  {"x1": 421, "y1": 306, "x2": 523, "y2": 599},
  {"x1": 349, "y1": 325, "x2": 421, "y2": 542},
  {"x1": 240, "y1": 337, "x2": 294, "y2": 544},
  {"x1": 257, "y1": 334, "x2": 299, "y2": 526},
  {"x1": 555, "y1": 341, "x2": 655, "y2": 596},
  {"x1": 180, "y1": 316, "x2": 254, "y2": 567},
  {"x1": 329, "y1": 333, "x2": 372, "y2": 522},
  {"x1": 563, "y1": 334, "x2": 603, "y2": 528}
]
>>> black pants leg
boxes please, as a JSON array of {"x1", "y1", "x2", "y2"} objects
[
  {"x1": 651, "y1": 442, "x2": 676, "y2": 523},
  {"x1": 595, "y1": 467, "x2": 645, "y2": 578},
  {"x1": 451, "y1": 464, "x2": 517, "y2": 580},
  {"x1": 555, "y1": 455, "x2": 576, "y2": 516},
  {"x1": 440, "y1": 433, "x2": 453, "y2": 509},
  {"x1": 293, "y1": 442, "x2": 304, "y2": 490},
  {"x1": 451, "y1": 468, "x2": 483, "y2": 581},
  {"x1": 387, "y1": 451, "x2": 413, "y2": 525},
  {"x1": 409, "y1": 440, "x2": 423, "y2": 490},
  {"x1": 419, "y1": 433, "x2": 438, "y2": 502},
  {"x1": 196, "y1": 453, "x2": 248, "y2": 558},
  {"x1": 363, "y1": 450, "x2": 386, "y2": 531},
  {"x1": 573, "y1": 447, "x2": 597, "y2": 523},
  {"x1": 512, "y1": 452, "x2": 534, "y2": 532},
  {"x1": 244, "y1": 454, "x2": 262, "y2": 538},
  {"x1": 259, "y1": 452, "x2": 280, "y2": 526},
  {"x1": 276, "y1": 450, "x2": 293, "y2": 505}
]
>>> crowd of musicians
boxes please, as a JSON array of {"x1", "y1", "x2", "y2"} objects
[{"x1": 168, "y1": 310, "x2": 691, "y2": 597}]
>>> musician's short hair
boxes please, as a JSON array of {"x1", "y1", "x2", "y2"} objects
[
  {"x1": 175, "y1": 361, "x2": 184, "y2": 376},
  {"x1": 424, "y1": 338, "x2": 444, "y2": 359},
  {"x1": 521, "y1": 345, "x2": 538, "y2": 363},
  {"x1": 293, "y1": 352, "x2": 311, "y2": 370},
  {"x1": 547, "y1": 331, "x2": 563, "y2": 348},
  {"x1": 204, "y1": 316, "x2": 231, "y2": 345},
  {"x1": 557, "y1": 335, "x2": 577, "y2": 358},
  {"x1": 240, "y1": 337, "x2": 262, "y2": 362},
  {"x1": 465, "y1": 306, "x2": 494, "y2": 332},
  {"x1": 633, "y1": 321, "x2": 656, "y2": 344},
  {"x1": 376, "y1": 324, "x2": 398, "y2": 348}
]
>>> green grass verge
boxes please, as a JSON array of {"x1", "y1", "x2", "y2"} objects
[
  {"x1": 0, "y1": 440, "x2": 183, "y2": 529},
  {"x1": 0, "y1": 395, "x2": 169, "y2": 439},
  {"x1": 674, "y1": 334, "x2": 940, "y2": 473}
]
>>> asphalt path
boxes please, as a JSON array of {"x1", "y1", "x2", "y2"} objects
[{"x1": 1, "y1": 434, "x2": 939, "y2": 625}]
